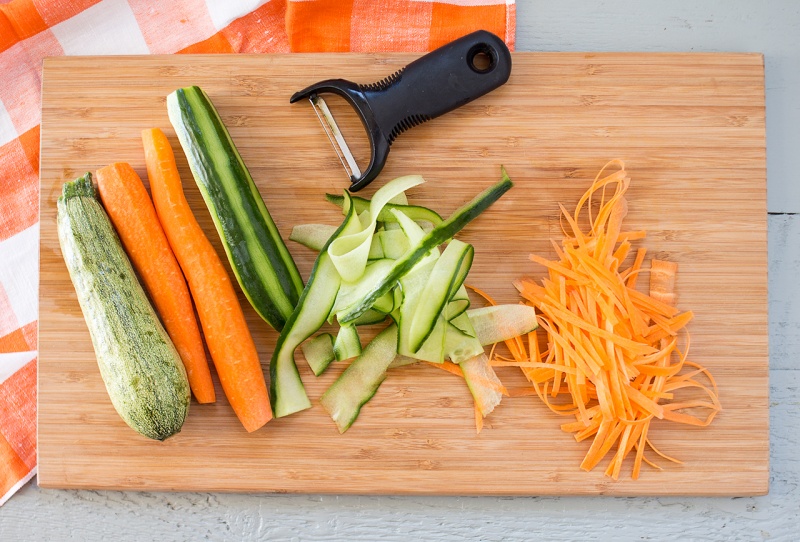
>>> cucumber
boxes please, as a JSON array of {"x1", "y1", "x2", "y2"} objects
[
  {"x1": 408, "y1": 240, "x2": 474, "y2": 352},
  {"x1": 289, "y1": 224, "x2": 403, "y2": 261},
  {"x1": 446, "y1": 286, "x2": 471, "y2": 322},
  {"x1": 327, "y1": 176, "x2": 425, "y2": 282},
  {"x1": 329, "y1": 259, "x2": 395, "y2": 320},
  {"x1": 269, "y1": 194, "x2": 362, "y2": 417},
  {"x1": 301, "y1": 334, "x2": 335, "y2": 376},
  {"x1": 325, "y1": 192, "x2": 443, "y2": 226},
  {"x1": 338, "y1": 173, "x2": 513, "y2": 324},
  {"x1": 444, "y1": 321, "x2": 484, "y2": 363},
  {"x1": 467, "y1": 304, "x2": 539, "y2": 345},
  {"x1": 290, "y1": 224, "x2": 338, "y2": 252},
  {"x1": 319, "y1": 324, "x2": 399, "y2": 433},
  {"x1": 334, "y1": 323, "x2": 362, "y2": 361},
  {"x1": 371, "y1": 291, "x2": 395, "y2": 314},
  {"x1": 350, "y1": 309, "x2": 388, "y2": 326},
  {"x1": 57, "y1": 174, "x2": 190, "y2": 441},
  {"x1": 167, "y1": 85, "x2": 303, "y2": 331},
  {"x1": 378, "y1": 229, "x2": 410, "y2": 259}
]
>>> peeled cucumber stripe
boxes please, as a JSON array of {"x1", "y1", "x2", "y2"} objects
[
  {"x1": 289, "y1": 224, "x2": 338, "y2": 252},
  {"x1": 167, "y1": 86, "x2": 303, "y2": 330}
]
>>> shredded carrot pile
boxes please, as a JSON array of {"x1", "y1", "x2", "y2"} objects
[{"x1": 507, "y1": 160, "x2": 721, "y2": 479}]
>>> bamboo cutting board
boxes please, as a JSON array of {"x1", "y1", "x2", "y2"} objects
[{"x1": 38, "y1": 53, "x2": 768, "y2": 496}]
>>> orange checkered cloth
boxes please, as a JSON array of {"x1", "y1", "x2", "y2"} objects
[{"x1": 0, "y1": 0, "x2": 515, "y2": 505}]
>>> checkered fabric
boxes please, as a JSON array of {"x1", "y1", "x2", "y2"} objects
[{"x1": 0, "y1": 0, "x2": 515, "y2": 505}]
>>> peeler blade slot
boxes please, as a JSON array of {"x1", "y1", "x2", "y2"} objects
[{"x1": 310, "y1": 95, "x2": 362, "y2": 180}]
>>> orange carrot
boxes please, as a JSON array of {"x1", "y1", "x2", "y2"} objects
[
  {"x1": 95, "y1": 162, "x2": 215, "y2": 404},
  {"x1": 514, "y1": 160, "x2": 720, "y2": 480},
  {"x1": 649, "y1": 259, "x2": 679, "y2": 306},
  {"x1": 142, "y1": 128, "x2": 272, "y2": 432}
]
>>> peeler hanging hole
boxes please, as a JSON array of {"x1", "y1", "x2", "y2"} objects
[{"x1": 467, "y1": 43, "x2": 497, "y2": 74}]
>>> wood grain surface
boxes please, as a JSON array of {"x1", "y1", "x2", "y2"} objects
[{"x1": 37, "y1": 53, "x2": 767, "y2": 496}]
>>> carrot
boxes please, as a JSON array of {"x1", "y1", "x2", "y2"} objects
[
  {"x1": 514, "y1": 160, "x2": 721, "y2": 479},
  {"x1": 95, "y1": 162, "x2": 215, "y2": 404},
  {"x1": 142, "y1": 128, "x2": 272, "y2": 432}
]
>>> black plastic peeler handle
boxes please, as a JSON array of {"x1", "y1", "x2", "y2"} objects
[{"x1": 290, "y1": 30, "x2": 512, "y2": 191}]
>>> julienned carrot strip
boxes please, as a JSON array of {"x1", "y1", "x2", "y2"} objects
[
  {"x1": 515, "y1": 160, "x2": 721, "y2": 480},
  {"x1": 142, "y1": 128, "x2": 272, "y2": 433},
  {"x1": 95, "y1": 162, "x2": 215, "y2": 404},
  {"x1": 625, "y1": 248, "x2": 647, "y2": 288}
]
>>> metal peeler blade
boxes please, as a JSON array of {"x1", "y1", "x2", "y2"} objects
[{"x1": 309, "y1": 95, "x2": 362, "y2": 180}]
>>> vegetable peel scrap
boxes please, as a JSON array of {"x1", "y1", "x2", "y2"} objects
[{"x1": 511, "y1": 160, "x2": 721, "y2": 479}]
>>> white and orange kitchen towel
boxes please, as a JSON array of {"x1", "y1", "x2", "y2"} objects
[{"x1": 0, "y1": 0, "x2": 516, "y2": 505}]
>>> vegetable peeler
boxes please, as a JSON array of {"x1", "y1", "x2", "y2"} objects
[{"x1": 290, "y1": 30, "x2": 512, "y2": 191}]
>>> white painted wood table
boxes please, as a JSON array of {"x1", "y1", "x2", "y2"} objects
[{"x1": 3, "y1": 1, "x2": 798, "y2": 540}]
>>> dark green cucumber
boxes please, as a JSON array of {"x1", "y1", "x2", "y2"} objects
[
  {"x1": 269, "y1": 194, "x2": 362, "y2": 417},
  {"x1": 57, "y1": 174, "x2": 190, "y2": 441},
  {"x1": 338, "y1": 172, "x2": 513, "y2": 324},
  {"x1": 325, "y1": 193, "x2": 443, "y2": 225},
  {"x1": 167, "y1": 85, "x2": 303, "y2": 330}
]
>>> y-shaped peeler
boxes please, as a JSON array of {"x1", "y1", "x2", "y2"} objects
[{"x1": 290, "y1": 30, "x2": 512, "y2": 191}]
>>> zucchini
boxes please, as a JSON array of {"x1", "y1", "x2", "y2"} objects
[
  {"x1": 337, "y1": 172, "x2": 513, "y2": 324},
  {"x1": 167, "y1": 85, "x2": 303, "y2": 330},
  {"x1": 57, "y1": 174, "x2": 190, "y2": 441}
]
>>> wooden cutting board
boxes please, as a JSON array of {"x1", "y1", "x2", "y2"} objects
[{"x1": 38, "y1": 53, "x2": 768, "y2": 496}]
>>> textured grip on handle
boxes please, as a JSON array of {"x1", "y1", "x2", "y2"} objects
[
  {"x1": 362, "y1": 30, "x2": 512, "y2": 145},
  {"x1": 290, "y1": 30, "x2": 512, "y2": 191}
]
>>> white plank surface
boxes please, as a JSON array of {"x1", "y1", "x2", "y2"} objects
[{"x1": 3, "y1": 0, "x2": 798, "y2": 539}]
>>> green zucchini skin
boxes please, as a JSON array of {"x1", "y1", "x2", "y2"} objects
[
  {"x1": 167, "y1": 86, "x2": 303, "y2": 331},
  {"x1": 57, "y1": 173, "x2": 190, "y2": 441}
]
